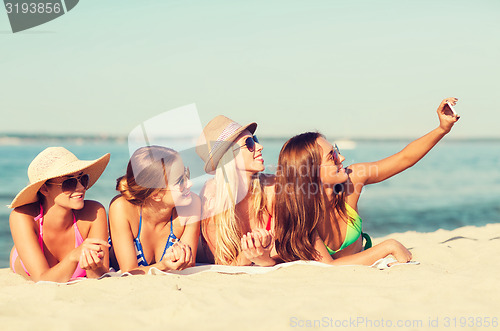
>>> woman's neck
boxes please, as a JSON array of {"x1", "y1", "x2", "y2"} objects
[
  {"x1": 323, "y1": 185, "x2": 335, "y2": 200},
  {"x1": 141, "y1": 202, "x2": 174, "y2": 226},
  {"x1": 235, "y1": 170, "x2": 257, "y2": 201},
  {"x1": 322, "y1": 187, "x2": 339, "y2": 217},
  {"x1": 41, "y1": 201, "x2": 74, "y2": 229}
]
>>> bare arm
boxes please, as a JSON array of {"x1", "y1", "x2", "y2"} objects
[
  {"x1": 176, "y1": 194, "x2": 201, "y2": 267},
  {"x1": 10, "y1": 206, "x2": 107, "y2": 283},
  {"x1": 241, "y1": 229, "x2": 276, "y2": 267},
  {"x1": 82, "y1": 201, "x2": 110, "y2": 278},
  {"x1": 109, "y1": 197, "x2": 191, "y2": 274},
  {"x1": 108, "y1": 198, "x2": 143, "y2": 273},
  {"x1": 201, "y1": 216, "x2": 253, "y2": 266},
  {"x1": 350, "y1": 98, "x2": 460, "y2": 187},
  {"x1": 313, "y1": 233, "x2": 412, "y2": 266}
]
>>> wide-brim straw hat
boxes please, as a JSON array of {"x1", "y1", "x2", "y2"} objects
[
  {"x1": 8, "y1": 147, "x2": 110, "y2": 209},
  {"x1": 196, "y1": 115, "x2": 257, "y2": 174}
]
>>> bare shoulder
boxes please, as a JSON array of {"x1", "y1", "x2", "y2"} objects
[
  {"x1": 109, "y1": 195, "x2": 133, "y2": 212},
  {"x1": 73, "y1": 201, "x2": 107, "y2": 234},
  {"x1": 10, "y1": 202, "x2": 40, "y2": 227},
  {"x1": 82, "y1": 200, "x2": 105, "y2": 214},
  {"x1": 109, "y1": 194, "x2": 122, "y2": 206},
  {"x1": 108, "y1": 195, "x2": 136, "y2": 225}
]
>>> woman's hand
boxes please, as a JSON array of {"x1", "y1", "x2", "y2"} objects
[
  {"x1": 241, "y1": 229, "x2": 275, "y2": 266},
  {"x1": 71, "y1": 238, "x2": 109, "y2": 263},
  {"x1": 159, "y1": 241, "x2": 192, "y2": 271},
  {"x1": 79, "y1": 248, "x2": 105, "y2": 271},
  {"x1": 437, "y1": 97, "x2": 460, "y2": 134},
  {"x1": 385, "y1": 239, "x2": 412, "y2": 263}
]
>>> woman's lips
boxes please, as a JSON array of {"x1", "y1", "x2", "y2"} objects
[
  {"x1": 254, "y1": 154, "x2": 264, "y2": 162},
  {"x1": 71, "y1": 193, "x2": 84, "y2": 200}
]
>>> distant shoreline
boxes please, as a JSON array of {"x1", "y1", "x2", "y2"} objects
[{"x1": 1, "y1": 133, "x2": 500, "y2": 145}]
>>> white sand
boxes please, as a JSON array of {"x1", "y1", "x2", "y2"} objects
[{"x1": 1, "y1": 223, "x2": 499, "y2": 331}]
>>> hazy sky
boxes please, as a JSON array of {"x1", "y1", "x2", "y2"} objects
[{"x1": 1, "y1": 0, "x2": 499, "y2": 138}]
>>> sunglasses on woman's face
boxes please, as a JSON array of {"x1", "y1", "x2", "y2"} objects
[
  {"x1": 321, "y1": 144, "x2": 341, "y2": 166},
  {"x1": 331, "y1": 144, "x2": 341, "y2": 164},
  {"x1": 46, "y1": 174, "x2": 90, "y2": 192},
  {"x1": 234, "y1": 135, "x2": 260, "y2": 153}
]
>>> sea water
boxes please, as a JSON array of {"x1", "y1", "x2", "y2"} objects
[{"x1": 1, "y1": 139, "x2": 499, "y2": 267}]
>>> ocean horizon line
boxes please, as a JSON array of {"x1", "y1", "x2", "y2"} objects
[{"x1": 2, "y1": 133, "x2": 500, "y2": 145}]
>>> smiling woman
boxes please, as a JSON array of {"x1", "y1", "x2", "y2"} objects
[
  {"x1": 274, "y1": 97, "x2": 460, "y2": 266},
  {"x1": 196, "y1": 115, "x2": 276, "y2": 266},
  {"x1": 108, "y1": 145, "x2": 201, "y2": 274},
  {"x1": 8, "y1": 147, "x2": 111, "y2": 282}
]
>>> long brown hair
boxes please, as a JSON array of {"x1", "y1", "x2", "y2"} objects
[
  {"x1": 274, "y1": 132, "x2": 351, "y2": 262},
  {"x1": 116, "y1": 146, "x2": 178, "y2": 205}
]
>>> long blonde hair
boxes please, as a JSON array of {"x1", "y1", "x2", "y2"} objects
[{"x1": 202, "y1": 148, "x2": 267, "y2": 265}]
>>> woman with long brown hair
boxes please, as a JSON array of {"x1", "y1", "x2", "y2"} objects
[{"x1": 275, "y1": 98, "x2": 459, "y2": 265}]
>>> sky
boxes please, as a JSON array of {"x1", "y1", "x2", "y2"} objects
[{"x1": 1, "y1": 0, "x2": 499, "y2": 138}]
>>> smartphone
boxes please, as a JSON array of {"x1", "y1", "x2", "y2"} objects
[{"x1": 445, "y1": 101, "x2": 457, "y2": 116}]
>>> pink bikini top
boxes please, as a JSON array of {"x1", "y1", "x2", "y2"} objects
[{"x1": 15, "y1": 204, "x2": 87, "y2": 280}]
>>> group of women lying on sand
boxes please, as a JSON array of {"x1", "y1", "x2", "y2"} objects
[{"x1": 9, "y1": 98, "x2": 459, "y2": 282}]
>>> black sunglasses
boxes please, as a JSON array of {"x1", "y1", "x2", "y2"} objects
[
  {"x1": 234, "y1": 135, "x2": 260, "y2": 153},
  {"x1": 46, "y1": 174, "x2": 90, "y2": 192}
]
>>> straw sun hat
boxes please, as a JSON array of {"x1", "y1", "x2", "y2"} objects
[
  {"x1": 8, "y1": 147, "x2": 110, "y2": 209},
  {"x1": 196, "y1": 115, "x2": 257, "y2": 174}
]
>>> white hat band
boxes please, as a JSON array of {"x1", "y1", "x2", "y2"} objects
[{"x1": 209, "y1": 122, "x2": 241, "y2": 157}]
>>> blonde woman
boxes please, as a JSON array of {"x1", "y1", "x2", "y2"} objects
[
  {"x1": 196, "y1": 116, "x2": 276, "y2": 266},
  {"x1": 108, "y1": 146, "x2": 200, "y2": 274},
  {"x1": 9, "y1": 147, "x2": 110, "y2": 282}
]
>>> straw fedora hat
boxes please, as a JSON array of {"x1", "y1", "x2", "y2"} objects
[
  {"x1": 8, "y1": 147, "x2": 110, "y2": 209},
  {"x1": 196, "y1": 115, "x2": 257, "y2": 174}
]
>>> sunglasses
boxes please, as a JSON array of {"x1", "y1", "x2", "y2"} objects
[
  {"x1": 331, "y1": 144, "x2": 341, "y2": 163},
  {"x1": 46, "y1": 174, "x2": 90, "y2": 192},
  {"x1": 321, "y1": 144, "x2": 341, "y2": 166},
  {"x1": 234, "y1": 135, "x2": 260, "y2": 153}
]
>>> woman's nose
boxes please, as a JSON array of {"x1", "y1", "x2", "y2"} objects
[{"x1": 75, "y1": 180, "x2": 86, "y2": 191}]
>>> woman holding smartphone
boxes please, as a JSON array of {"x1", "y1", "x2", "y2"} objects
[{"x1": 274, "y1": 98, "x2": 460, "y2": 265}]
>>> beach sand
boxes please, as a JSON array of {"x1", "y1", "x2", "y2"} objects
[{"x1": 1, "y1": 223, "x2": 499, "y2": 331}]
